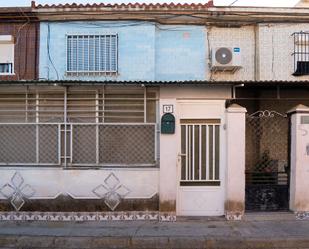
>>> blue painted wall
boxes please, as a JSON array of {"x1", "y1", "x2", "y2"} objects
[
  {"x1": 39, "y1": 21, "x2": 206, "y2": 81},
  {"x1": 155, "y1": 26, "x2": 206, "y2": 81}
]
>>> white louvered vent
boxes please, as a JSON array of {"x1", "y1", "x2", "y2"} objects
[{"x1": 67, "y1": 35, "x2": 118, "y2": 75}]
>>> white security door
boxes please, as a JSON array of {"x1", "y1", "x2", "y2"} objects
[{"x1": 177, "y1": 101, "x2": 225, "y2": 216}]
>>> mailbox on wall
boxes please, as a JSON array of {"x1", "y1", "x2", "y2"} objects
[{"x1": 161, "y1": 113, "x2": 175, "y2": 134}]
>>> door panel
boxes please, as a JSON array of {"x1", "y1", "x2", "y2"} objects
[
  {"x1": 176, "y1": 101, "x2": 225, "y2": 216},
  {"x1": 180, "y1": 122, "x2": 220, "y2": 185}
]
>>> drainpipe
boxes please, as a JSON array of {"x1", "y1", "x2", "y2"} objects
[{"x1": 232, "y1": 83, "x2": 244, "y2": 99}]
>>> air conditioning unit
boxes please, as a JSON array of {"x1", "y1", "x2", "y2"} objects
[{"x1": 211, "y1": 47, "x2": 242, "y2": 72}]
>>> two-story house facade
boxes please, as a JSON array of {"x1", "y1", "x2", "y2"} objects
[{"x1": 0, "y1": 1, "x2": 309, "y2": 221}]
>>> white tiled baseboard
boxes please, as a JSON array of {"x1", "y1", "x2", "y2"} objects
[{"x1": 0, "y1": 211, "x2": 176, "y2": 222}]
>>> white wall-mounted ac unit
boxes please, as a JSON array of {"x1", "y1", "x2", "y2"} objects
[{"x1": 211, "y1": 47, "x2": 242, "y2": 72}]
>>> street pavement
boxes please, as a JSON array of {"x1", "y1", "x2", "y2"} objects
[{"x1": 0, "y1": 216, "x2": 308, "y2": 248}]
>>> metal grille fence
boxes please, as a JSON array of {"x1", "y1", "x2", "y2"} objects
[
  {"x1": 99, "y1": 125, "x2": 155, "y2": 165},
  {"x1": 245, "y1": 110, "x2": 289, "y2": 211},
  {"x1": 0, "y1": 124, "x2": 59, "y2": 165},
  {"x1": 0, "y1": 86, "x2": 158, "y2": 167},
  {"x1": 0, "y1": 124, "x2": 36, "y2": 164},
  {"x1": 0, "y1": 123, "x2": 156, "y2": 167}
]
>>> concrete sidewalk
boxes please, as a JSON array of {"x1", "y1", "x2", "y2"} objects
[{"x1": 0, "y1": 216, "x2": 309, "y2": 249}]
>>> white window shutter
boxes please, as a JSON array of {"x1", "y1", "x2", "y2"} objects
[{"x1": 0, "y1": 44, "x2": 14, "y2": 63}]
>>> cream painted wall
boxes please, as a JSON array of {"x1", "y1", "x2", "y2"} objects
[
  {"x1": 0, "y1": 168, "x2": 159, "y2": 200},
  {"x1": 258, "y1": 23, "x2": 309, "y2": 81},
  {"x1": 289, "y1": 107, "x2": 309, "y2": 212},
  {"x1": 159, "y1": 86, "x2": 232, "y2": 215},
  {"x1": 225, "y1": 104, "x2": 247, "y2": 220},
  {"x1": 208, "y1": 23, "x2": 309, "y2": 81},
  {"x1": 159, "y1": 85, "x2": 232, "y2": 99},
  {"x1": 208, "y1": 26, "x2": 256, "y2": 81}
]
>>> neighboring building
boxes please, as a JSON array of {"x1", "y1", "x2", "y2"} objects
[
  {"x1": 0, "y1": 1, "x2": 309, "y2": 221},
  {"x1": 295, "y1": 0, "x2": 309, "y2": 7},
  {"x1": 0, "y1": 7, "x2": 39, "y2": 80}
]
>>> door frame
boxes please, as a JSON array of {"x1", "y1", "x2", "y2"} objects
[{"x1": 176, "y1": 100, "x2": 227, "y2": 216}]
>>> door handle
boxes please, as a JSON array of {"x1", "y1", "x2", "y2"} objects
[{"x1": 177, "y1": 153, "x2": 186, "y2": 164}]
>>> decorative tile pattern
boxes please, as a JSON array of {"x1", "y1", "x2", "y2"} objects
[
  {"x1": 92, "y1": 173, "x2": 130, "y2": 211},
  {"x1": 225, "y1": 212, "x2": 244, "y2": 221},
  {"x1": 0, "y1": 211, "x2": 175, "y2": 222},
  {"x1": 0, "y1": 172, "x2": 36, "y2": 211},
  {"x1": 159, "y1": 213, "x2": 177, "y2": 222},
  {"x1": 296, "y1": 212, "x2": 309, "y2": 220}
]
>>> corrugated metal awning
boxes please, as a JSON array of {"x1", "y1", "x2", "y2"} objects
[{"x1": 1, "y1": 80, "x2": 309, "y2": 86}]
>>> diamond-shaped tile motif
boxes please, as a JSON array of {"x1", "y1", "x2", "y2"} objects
[
  {"x1": 0, "y1": 184, "x2": 15, "y2": 198},
  {"x1": 92, "y1": 184, "x2": 109, "y2": 198},
  {"x1": 11, "y1": 193, "x2": 25, "y2": 211},
  {"x1": 104, "y1": 192, "x2": 121, "y2": 211},
  {"x1": 115, "y1": 185, "x2": 130, "y2": 197},
  {"x1": 0, "y1": 172, "x2": 36, "y2": 211},
  {"x1": 92, "y1": 173, "x2": 131, "y2": 211},
  {"x1": 20, "y1": 184, "x2": 36, "y2": 198},
  {"x1": 104, "y1": 173, "x2": 120, "y2": 190},
  {"x1": 11, "y1": 172, "x2": 24, "y2": 189}
]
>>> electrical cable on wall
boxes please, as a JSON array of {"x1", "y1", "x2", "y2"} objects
[
  {"x1": 47, "y1": 23, "x2": 59, "y2": 80},
  {"x1": 229, "y1": 0, "x2": 240, "y2": 6}
]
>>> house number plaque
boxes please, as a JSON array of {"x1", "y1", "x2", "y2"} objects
[{"x1": 163, "y1": 105, "x2": 174, "y2": 114}]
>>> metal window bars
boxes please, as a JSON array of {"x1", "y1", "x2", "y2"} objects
[
  {"x1": 180, "y1": 120, "x2": 221, "y2": 186},
  {"x1": 0, "y1": 86, "x2": 159, "y2": 168},
  {"x1": 292, "y1": 32, "x2": 309, "y2": 76},
  {"x1": 66, "y1": 35, "x2": 118, "y2": 76}
]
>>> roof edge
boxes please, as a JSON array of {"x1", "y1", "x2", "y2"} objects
[{"x1": 31, "y1": 0, "x2": 214, "y2": 10}]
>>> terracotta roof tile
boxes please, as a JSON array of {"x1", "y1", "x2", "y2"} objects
[{"x1": 31, "y1": 0, "x2": 214, "y2": 10}]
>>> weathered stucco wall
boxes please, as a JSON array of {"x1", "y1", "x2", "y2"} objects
[
  {"x1": 0, "y1": 168, "x2": 159, "y2": 212},
  {"x1": 289, "y1": 107, "x2": 309, "y2": 212},
  {"x1": 159, "y1": 86, "x2": 231, "y2": 216},
  {"x1": 155, "y1": 26, "x2": 206, "y2": 81},
  {"x1": 39, "y1": 21, "x2": 206, "y2": 81},
  {"x1": 207, "y1": 26, "x2": 256, "y2": 81},
  {"x1": 257, "y1": 23, "x2": 309, "y2": 81}
]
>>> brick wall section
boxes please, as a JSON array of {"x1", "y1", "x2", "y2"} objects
[
  {"x1": 208, "y1": 26, "x2": 256, "y2": 81},
  {"x1": 208, "y1": 24, "x2": 309, "y2": 81},
  {"x1": 0, "y1": 22, "x2": 39, "y2": 81}
]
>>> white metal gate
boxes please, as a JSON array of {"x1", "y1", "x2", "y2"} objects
[
  {"x1": 180, "y1": 120, "x2": 220, "y2": 185},
  {"x1": 176, "y1": 101, "x2": 225, "y2": 216}
]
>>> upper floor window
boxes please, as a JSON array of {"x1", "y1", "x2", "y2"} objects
[
  {"x1": 292, "y1": 32, "x2": 309, "y2": 76},
  {"x1": 67, "y1": 34, "x2": 118, "y2": 76},
  {"x1": 0, "y1": 35, "x2": 14, "y2": 75}
]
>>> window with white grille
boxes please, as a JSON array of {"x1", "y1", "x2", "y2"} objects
[
  {"x1": 0, "y1": 86, "x2": 157, "y2": 124},
  {"x1": 67, "y1": 35, "x2": 118, "y2": 75}
]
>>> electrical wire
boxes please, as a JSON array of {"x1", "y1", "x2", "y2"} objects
[
  {"x1": 229, "y1": 0, "x2": 240, "y2": 6},
  {"x1": 47, "y1": 23, "x2": 59, "y2": 80}
]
